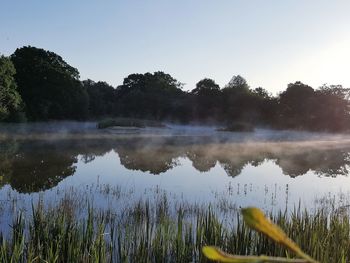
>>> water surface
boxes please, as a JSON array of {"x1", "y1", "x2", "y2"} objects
[{"x1": 1, "y1": 122, "x2": 350, "y2": 230}]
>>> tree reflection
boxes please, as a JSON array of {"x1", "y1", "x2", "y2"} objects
[
  {"x1": 277, "y1": 148, "x2": 350, "y2": 177},
  {"x1": 0, "y1": 139, "x2": 19, "y2": 188},
  {"x1": 116, "y1": 138, "x2": 182, "y2": 174},
  {"x1": 0, "y1": 139, "x2": 113, "y2": 192},
  {"x1": 1, "y1": 137, "x2": 350, "y2": 193}
]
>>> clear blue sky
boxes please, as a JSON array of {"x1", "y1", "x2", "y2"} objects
[{"x1": 1, "y1": 1, "x2": 350, "y2": 93}]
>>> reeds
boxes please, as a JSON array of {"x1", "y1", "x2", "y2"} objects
[{"x1": 0, "y1": 199, "x2": 350, "y2": 262}]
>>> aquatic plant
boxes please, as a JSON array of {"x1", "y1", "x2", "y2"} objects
[{"x1": 0, "y1": 199, "x2": 349, "y2": 262}]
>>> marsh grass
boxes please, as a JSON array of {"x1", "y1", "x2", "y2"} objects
[{"x1": 0, "y1": 198, "x2": 349, "y2": 263}]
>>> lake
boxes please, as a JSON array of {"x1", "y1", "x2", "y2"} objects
[{"x1": 1, "y1": 122, "x2": 350, "y2": 231}]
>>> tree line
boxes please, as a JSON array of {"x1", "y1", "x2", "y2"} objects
[{"x1": 1, "y1": 45, "x2": 349, "y2": 132}]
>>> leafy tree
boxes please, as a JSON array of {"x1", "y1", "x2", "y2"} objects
[
  {"x1": 11, "y1": 46, "x2": 88, "y2": 120},
  {"x1": 191, "y1": 78, "x2": 221, "y2": 120},
  {"x1": 249, "y1": 87, "x2": 275, "y2": 125},
  {"x1": 225, "y1": 75, "x2": 249, "y2": 91},
  {"x1": 273, "y1": 82, "x2": 350, "y2": 131},
  {"x1": 221, "y1": 75, "x2": 254, "y2": 122},
  {"x1": 0, "y1": 55, "x2": 23, "y2": 121},
  {"x1": 278, "y1": 81, "x2": 315, "y2": 129},
  {"x1": 116, "y1": 71, "x2": 185, "y2": 120},
  {"x1": 252, "y1": 87, "x2": 270, "y2": 99},
  {"x1": 191, "y1": 78, "x2": 220, "y2": 95},
  {"x1": 312, "y1": 84, "x2": 350, "y2": 131},
  {"x1": 83, "y1": 79, "x2": 117, "y2": 117}
]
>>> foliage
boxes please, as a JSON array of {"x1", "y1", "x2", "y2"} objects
[
  {"x1": 11, "y1": 46, "x2": 88, "y2": 120},
  {"x1": 221, "y1": 75, "x2": 264, "y2": 123},
  {"x1": 225, "y1": 75, "x2": 249, "y2": 91},
  {"x1": 276, "y1": 82, "x2": 350, "y2": 131},
  {"x1": 313, "y1": 85, "x2": 350, "y2": 131},
  {"x1": 115, "y1": 71, "x2": 186, "y2": 121},
  {"x1": 191, "y1": 78, "x2": 221, "y2": 120},
  {"x1": 277, "y1": 82, "x2": 315, "y2": 129},
  {"x1": 192, "y1": 78, "x2": 220, "y2": 95},
  {"x1": 0, "y1": 55, "x2": 23, "y2": 121},
  {"x1": 83, "y1": 79, "x2": 117, "y2": 117},
  {"x1": 2, "y1": 45, "x2": 350, "y2": 131}
]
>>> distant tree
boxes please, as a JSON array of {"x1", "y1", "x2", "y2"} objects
[
  {"x1": 313, "y1": 84, "x2": 350, "y2": 131},
  {"x1": 116, "y1": 71, "x2": 185, "y2": 120},
  {"x1": 0, "y1": 55, "x2": 23, "y2": 121},
  {"x1": 318, "y1": 84, "x2": 350, "y2": 99},
  {"x1": 252, "y1": 87, "x2": 270, "y2": 99},
  {"x1": 11, "y1": 46, "x2": 88, "y2": 120},
  {"x1": 249, "y1": 87, "x2": 275, "y2": 125},
  {"x1": 191, "y1": 78, "x2": 221, "y2": 120},
  {"x1": 278, "y1": 81, "x2": 315, "y2": 129},
  {"x1": 225, "y1": 75, "x2": 249, "y2": 91},
  {"x1": 83, "y1": 79, "x2": 117, "y2": 117},
  {"x1": 191, "y1": 78, "x2": 220, "y2": 95},
  {"x1": 221, "y1": 75, "x2": 254, "y2": 122}
]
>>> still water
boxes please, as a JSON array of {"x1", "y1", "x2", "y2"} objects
[{"x1": 1, "y1": 122, "x2": 350, "y2": 226}]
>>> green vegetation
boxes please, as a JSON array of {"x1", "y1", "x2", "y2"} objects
[
  {"x1": 11, "y1": 46, "x2": 89, "y2": 120},
  {"x1": 1, "y1": 198, "x2": 350, "y2": 262},
  {"x1": 97, "y1": 117, "x2": 165, "y2": 129},
  {"x1": 1, "y1": 45, "x2": 350, "y2": 132},
  {"x1": 0, "y1": 55, "x2": 23, "y2": 121}
]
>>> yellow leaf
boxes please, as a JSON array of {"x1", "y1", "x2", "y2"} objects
[
  {"x1": 202, "y1": 246, "x2": 264, "y2": 262},
  {"x1": 241, "y1": 207, "x2": 317, "y2": 263},
  {"x1": 202, "y1": 246, "x2": 310, "y2": 263}
]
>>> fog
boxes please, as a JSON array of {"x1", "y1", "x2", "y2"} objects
[
  {"x1": 1, "y1": 121, "x2": 350, "y2": 144},
  {"x1": 2, "y1": 121, "x2": 350, "y2": 193}
]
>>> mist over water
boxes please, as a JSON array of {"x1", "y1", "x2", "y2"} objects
[{"x1": 1, "y1": 121, "x2": 350, "y2": 232}]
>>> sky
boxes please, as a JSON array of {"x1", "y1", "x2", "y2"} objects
[{"x1": 1, "y1": 0, "x2": 350, "y2": 94}]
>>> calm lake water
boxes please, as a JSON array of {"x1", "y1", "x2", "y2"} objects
[{"x1": 1, "y1": 122, "x2": 350, "y2": 229}]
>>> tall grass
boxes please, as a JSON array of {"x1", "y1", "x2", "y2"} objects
[{"x1": 1, "y1": 200, "x2": 350, "y2": 262}]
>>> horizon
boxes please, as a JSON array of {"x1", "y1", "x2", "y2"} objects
[{"x1": 1, "y1": 1, "x2": 350, "y2": 93}]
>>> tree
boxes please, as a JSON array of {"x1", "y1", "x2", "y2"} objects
[
  {"x1": 278, "y1": 81, "x2": 315, "y2": 129},
  {"x1": 11, "y1": 46, "x2": 88, "y2": 120},
  {"x1": 0, "y1": 55, "x2": 23, "y2": 121},
  {"x1": 249, "y1": 87, "x2": 275, "y2": 125},
  {"x1": 312, "y1": 84, "x2": 350, "y2": 131},
  {"x1": 116, "y1": 71, "x2": 185, "y2": 120},
  {"x1": 252, "y1": 87, "x2": 270, "y2": 99},
  {"x1": 191, "y1": 78, "x2": 220, "y2": 95},
  {"x1": 83, "y1": 79, "x2": 117, "y2": 117},
  {"x1": 225, "y1": 75, "x2": 249, "y2": 91},
  {"x1": 221, "y1": 75, "x2": 253, "y2": 122},
  {"x1": 191, "y1": 78, "x2": 221, "y2": 120}
]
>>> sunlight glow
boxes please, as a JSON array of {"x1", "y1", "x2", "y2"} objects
[{"x1": 291, "y1": 37, "x2": 350, "y2": 89}]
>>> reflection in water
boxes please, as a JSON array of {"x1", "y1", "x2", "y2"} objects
[
  {"x1": 0, "y1": 139, "x2": 109, "y2": 192},
  {"x1": 1, "y1": 136, "x2": 350, "y2": 193}
]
